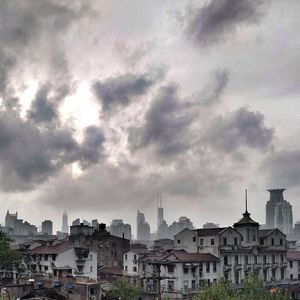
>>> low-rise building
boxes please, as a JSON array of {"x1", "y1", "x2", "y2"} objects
[
  {"x1": 287, "y1": 251, "x2": 300, "y2": 282},
  {"x1": 174, "y1": 206, "x2": 288, "y2": 286},
  {"x1": 138, "y1": 250, "x2": 220, "y2": 299},
  {"x1": 24, "y1": 242, "x2": 97, "y2": 279}
]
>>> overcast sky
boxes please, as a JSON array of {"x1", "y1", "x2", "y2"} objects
[{"x1": 0, "y1": 0, "x2": 300, "y2": 236}]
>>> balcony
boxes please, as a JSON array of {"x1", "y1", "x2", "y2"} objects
[
  {"x1": 223, "y1": 265, "x2": 232, "y2": 272},
  {"x1": 254, "y1": 264, "x2": 262, "y2": 270},
  {"x1": 234, "y1": 264, "x2": 242, "y2": 271}
]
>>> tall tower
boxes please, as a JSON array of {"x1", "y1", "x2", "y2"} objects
[
  {"x1": 157, "y1": 194, "x2": 164, "y2": 231},
  {"x1": 62, "y1": 210, "x2": 69, "y2": 234},
  {"x1": 266, "y1": 189, "x2": 293, "y2": 235}
]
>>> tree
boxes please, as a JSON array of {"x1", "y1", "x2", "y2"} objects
[
  {"x1": 108, "y1": 277, "x2": 142, "y2": 300},
  {"x1": 0, "y1": 231, "x2": 21, "y2": 272},
  {"x1": 193, "y1": 275, "x2": 291, "y2": 300}
]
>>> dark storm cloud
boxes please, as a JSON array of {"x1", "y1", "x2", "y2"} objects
[
  {"x1": 28, "y1": 84, "x2": 70, "y2": 124},
  {"x1": 128, "y1": 84, "x2": 193, "y2": 157},
  {"x1": 185, "y1": 0, "x2": 263, "y2": 46},
  {"x1": 262, "y1": 150, "x2": 300, "y2": 188},
  {"x1": 204, "y1": 107, "x2": 273, "y2": 152},
  {"x1": 93, "y1": 70, "x2": 163, "y2": 111},
  {"x1": 0, "y1": 112, "x2": 105, "y2": 191}
]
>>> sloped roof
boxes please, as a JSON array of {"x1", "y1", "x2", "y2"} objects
[
  {"x1": 140, "y1": 249, "x2": 219, "y2": 263},
  {"x1": 258, "y1": 229, "x2": 274, "y2": 237},
  {"x1": 233, "y1": 210, "x2": 259, "y2": 227},
  {"x1": 194, "y1": 227, "x2": 226, "y2": 237},
  {"x1": 287, "y1": 251, "x2": 300, "y2": 261},
  {"x1": 29, "y1": 243, "x2": 74, "y2": 255}
]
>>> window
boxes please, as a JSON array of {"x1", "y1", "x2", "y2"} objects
[
  {"x1": 290, "y1": 274, "x2": 294, "y2": 280},
  {"x1": 177, "y1": 239, "x2": 181, "y2": 244},
  {"x1": 224, "y1": 256, "x2": 228, "y2": 266},
  {"x1": 90, "y1": 266, "x2": 93, "y2": 273},
  {"x1": 245, "y1": 255, "x2": 248, "y2": 265},
  {"x1": 234, "y1": 237, "x2": 238, "y2": 246},
  {"x1": 235, "y1": 255, "x2": 239, "y2": 265},
  {"x1": 272, "y1": 269, "x2": 276, "y2": 279},
  {"x1": 45, "y1": 254, "x2": 48, "y2": 261},
  {"x1": 44, "y1": 266, "x2": 48, "y2": 271},
  {"x1": 223, "y1": 237, "x2": 227, "y2": 245},
  {"x1": 168, "y1": 280, "x2": 174, "y2": 292},
  {"x1": 213, "y1": 262, "x2": 217, "y2": 272},
  {"x1": 134, "y1": 254, "x2": 137, "y2": 260},
  {"x1": 271, "y1": 238, "x2": 274, "y2": 246},
  {"x1": 272, "y1": 255, "x2": 276, "y2": 264},
  {"x1": 280, "y1": 254, "x2": 284, "y2": 262},
  {"x1": 263, "y1": 270, "x2": 267, "y2": 281},
  {"x1": 263, "y1": 255, "x2": 267, "y2": 264},
  {"x1": 206, "y1": 262, "x2": 210, "y2": 273},
  {"x1": 133, "y1": 266, "x2": 137, "y2": 272},
  {"x1": 191, "y1": 267, "x2": 196, "y2": 273},
  {"x1": 211, "y1": 238, "x2": 215, "y2": 246},
  {"x1": 200, "y1": 238, "x2": 204, "y2": 245},
  {"x1": 280, "y1": 239, "x2": 283, "y2": 246},
  {"x1": 168, "y1": 265, "x2": 175, "y2": 273},
  {"x1": 260, "y1": 238, "x2": 264, "y2": 245},
  {"x1": 183, "y1": 267, "x2": 188, "y2": 274},
  {"x1": 199, "y1": 263, "x2": 203, "y2": 272},
  {"x1": 281, "y1": 268, "x2": 285, "y2": 280},
  {"x1": 235, "y1": 272, "x2": 239, "y2": 284},
  {"x1": 252, "y1": 235, "x2": 256, "y2": 242},
  {"x1": 125, "y1": 265, "x2": 128, "y2": 271},
  {"x1": 193, "y1": 237, "x2": 196, "y2": 242},
  {"x1": 183, "y1": 280, "x2": 188, "y2": 291},
  {"x1": 90, "y1": 255, "x2": 93, "y2": 261},
  {"x1": 290, "y1": 261, "x2": 293, "y2": 268},
  {"x1": 125, "y1": 254, "x2": 127, "y2": 260},
  {"x1": 191, "y1": 280, "x2": 196, "y2": 290},
  {"x1": 254, "y1": 256, "x2": 258, "y2": 264},
  {"x1": 90, "y1": 288, "x2": 95, "y2": 295},
  {"x1": 52, "y1": 254, "x2": 56, "y2": 261}
]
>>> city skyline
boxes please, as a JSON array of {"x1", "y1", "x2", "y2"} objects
[
  {"x1": 2, "y1": 187, "x2": 298, "y2": 237},
  {"x1": 0, "y1": 1, "x2": 300, "y2": 238}
]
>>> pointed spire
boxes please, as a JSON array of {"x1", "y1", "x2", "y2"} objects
[{"x1": 245, "y1": 189, "x2": 248, "y2": 212}]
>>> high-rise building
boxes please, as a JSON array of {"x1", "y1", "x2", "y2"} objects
[
  {"x1": 61, "y1": 210, "x2": 69, "y2": 234},
  {"x1": 5, "y1": 210, "x2": 18, "y2": 232},
  {"x1": 109, "y1": 219, "x2": 131, "y2": 240},
  {"x1": 72, "y1": 218, "x2": 80, "y2": 226},
  {"x1": 157, "y1": 194, "x2": 164, "y2": 230},
  {"x1": 137, "y1": 210, "x2": 151, "y2": 241},
  {"x1": 266, "y1": 189, "x2": 293, "y2": 235},
  {"x1": 41, "y1": 220, "x2": 53, "y2": 235}
]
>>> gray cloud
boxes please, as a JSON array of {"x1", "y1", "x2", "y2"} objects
[
  {"x1": 0, "y1": 112, "x2": 105, "y2": 191},
  {"x1": 93, "y1": 70, "x2": 163, "y2": 111},
  {"x1": 203, "y1": 107, "x2": 273, "y2": 153},
  {"x1": 128, "y1": 84, "x2": 193, "y2": 157},
  {"x1": 199, "y1": 70, "x2": 229, "y2": 105},
  {"x1": 27, "y1": 83, "x2": 70, "y2": 124},
  {"x1": 185, "y1": 0, "x2": 263, "y2": 46},
  {"x1": 262, "y1": 150, "x2": 300, "y2": 188}
]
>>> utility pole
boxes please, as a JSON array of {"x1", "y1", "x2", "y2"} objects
[{"x1": 142, "y1": 261, "x2": 176, "y2": 300}]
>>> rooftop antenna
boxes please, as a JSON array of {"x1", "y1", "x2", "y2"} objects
[{"x1": 245, "y1": 189, "x2": 248, "y2": 212}]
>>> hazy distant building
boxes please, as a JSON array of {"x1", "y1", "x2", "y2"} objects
[
  {"x1": 91, "y1": 219, "x2": 99, "y2": 229},
  {"x1": 5, "y1": 210, "x2": 18, "y2": 234},
  {"x1": 61, "y1": 210, "x2": 68, "y2": 234},
  {"x1": 203, "y1": 222, "x2": 220, "y2": 229},
  {"x1": 109, "y1": 219, "x2": 131, "y2": 240},
  {"x1": 168, "y1": 216, "x2": 194, "y2": 238},
  {"x1": 137, "y1": 210, "x2": 151, "y2": 241},
  {"x1": 294, "y1": 222, "x2": 300, "y2": 238},
  {"x1": 41, "y1": 220, "x2": 53, "y2": 235},
  {"x1": 266, "y1": 189, "x2": 293, "y2": 235},
  {"x1": 72, "y1": 218, "x2": 80, "y2": 226}
]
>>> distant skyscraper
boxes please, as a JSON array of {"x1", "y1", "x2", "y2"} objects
[
  {"x1": 41, "y1": 220, "x2": 53, "y2": 235},
  {"x1": 61, "y1": 210, "x2": 68, "y2": 234},
  {"x1": 5, "y1": 210, "x2": 18, "y2": 230},
  {"x1": 266, "y1": 189, "x2": 293, "y2": 235},
  {"x1": 72, "y1": 218, "x2": 80, "y2": 226},
  {"x1": 137, "y1": 210, "x2": 151, "y2": 240},
  {"x1": 109, "y1": 219, "x2": 131, "y2": 240},
  {"x1": 157, "y1": 194, "x2": 164, "y2": 231}
]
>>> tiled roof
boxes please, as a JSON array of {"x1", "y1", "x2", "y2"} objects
[
  {"x1": 234, "y1": 211, "x2": 259, "y2": 227},
  {"x1": 195, "y1": 227, "x2": 227, "y2": 237},
  {"x1": 140, "y1": 250, "x2": 219, "y2": 263},
  {"x1": 130, "y1": 243, "x2": 148, "y2": 254},
  {"x1": 287, "y1": 251, "x2": 300, "y2": 261},
  {"x1": 29, "y1": 243, "x2": 74, "y2": 255},
  {"x1": 99, "y1": 266, "x2": 123, "y2": 275},
  {"x1": 258, "y1": 229, "x2": 274, "y2": 237}
]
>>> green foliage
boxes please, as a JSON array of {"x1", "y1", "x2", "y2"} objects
[
  {"x1": 193, "y1": 275, "x2": 290, "y2": 300},
  {"x1": 0, "y1": 231, "x2": 21, "y2": 271},
  {"x1": 109, "y1": 277, "x2": 142, "y2": 300}
]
